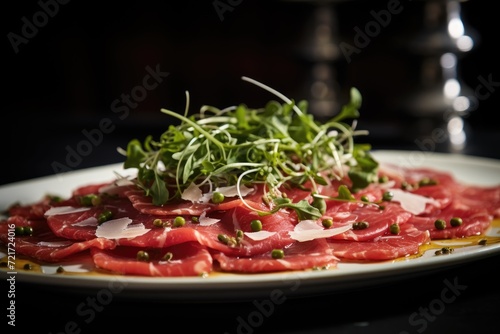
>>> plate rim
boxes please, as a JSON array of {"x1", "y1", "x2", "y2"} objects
[{"x1": 1, "y1": 150, "x2": 500, "y2": 301}]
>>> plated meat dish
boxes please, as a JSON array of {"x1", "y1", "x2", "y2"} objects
[{"x1": 1, "y1": 77, "x2": 499, "y2": 277}]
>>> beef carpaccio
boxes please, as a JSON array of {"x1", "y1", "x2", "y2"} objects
[
  {"x1": 1, "y1": 78, "x2": 500, "y2": 277},
  {"x1": 1, "y1": 162, "x2": 499, "y2": 277}
]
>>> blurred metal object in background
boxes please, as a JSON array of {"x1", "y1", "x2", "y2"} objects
[
  {"x1": 400, "y1": 0, "x2": 478, "y2": 153},
  {"x1": 288, "y1": 0, "x2": 352, "y2": 120}
]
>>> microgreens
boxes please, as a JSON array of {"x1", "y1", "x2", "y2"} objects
[{"x1": 120, "y1": 76, "x2": 379, "y2": 219}]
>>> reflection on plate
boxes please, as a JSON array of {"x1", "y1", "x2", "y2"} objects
[{"x1": 1, "y1": 150, "x2": 500, "y2": 301}]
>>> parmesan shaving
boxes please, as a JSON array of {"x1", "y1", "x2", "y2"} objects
[
  {"x1": 181, "y1": 182, "x2": 203, "y2": 202},
  {"x1": 389, "y1": 188, "x2": 440, "y2": 215},
  {"x1": 73, "y1": 217, "x2": 98, "y2": 227},
  {"x1": 182, "y1": 183, "x2": 255, "y2": 204},
  {"x1": 199, "y1": 211, "x2": 220, "y2": 226},
  {"x1": 289, "y1": 220, "x2": 352, "y2": 242},
  {"x1": 244, "y1": 230, "x2": 276, "y2": 241},
  {"x1": 37, "y1": 241, "x2": 73, "y2": 248},
  {"x1": 95, "y1": 217, "x2": 150, "y2": 239},
  {"x1": 44, "y1": 206, "x2": 91, "y2": 217}
]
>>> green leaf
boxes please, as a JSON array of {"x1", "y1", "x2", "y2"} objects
[
  {"x1": 336, "y1": 185, "x2": 355, "y2": 200},
  {"x1": 150, "y1": 172, "x2": 169, "y2": 206},
  {"x1": 123, "y1": 139, "x2": 146, "y2": 169},
  {"x1": 274, "y1": 199, "x2": 323, "y2": 221}
]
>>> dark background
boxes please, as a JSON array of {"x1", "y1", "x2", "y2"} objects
[{"x1": 2, "y1": 0, "x2": 499, "y2": 185}]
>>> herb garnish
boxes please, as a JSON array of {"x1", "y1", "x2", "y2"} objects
[{"x1": 120, "y1": 76, "x2": 378, "y2": 219}]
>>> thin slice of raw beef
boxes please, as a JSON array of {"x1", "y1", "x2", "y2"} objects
[{"x1": 90, "y1": 242, "x2": 212, "y2": 277}]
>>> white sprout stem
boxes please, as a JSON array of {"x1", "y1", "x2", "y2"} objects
[
  {"x1": 237, "y1": 168, "x2": 272, "y2": 215},
  {"x1": 241, "y1": 76, "x2": 322, "y2": 133}
]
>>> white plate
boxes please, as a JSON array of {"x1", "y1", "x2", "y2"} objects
[{"x1": 1, "y1": 150, "x2": 500, "y2": 301}]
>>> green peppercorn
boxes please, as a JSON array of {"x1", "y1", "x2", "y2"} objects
[
  {"x1": 23, "y1": 226, "x2": 33, "y2": 236},
  {"x1": 382, "y1": 191, "x2": 394, "y2": 201},
  {"x1": 191, "y1": 216, "x2": 199, "y2": 223},
  {"x1": 434, "y1": 219, "x2": 446, "y2": 230},
  {"x1": 80, "y1": 194, "x2": 101, "y2": 206},
  {"x1": 250, "y1": 219, "x2": 263, "y2": 232},
  {"x1": 212, "y1": 191, "x2": 225, "y2": 204},
  {"x1": 378, "y1": 175, "x2": 389, "y2": 183},
  {"x1": 136, "y1": 250, "x2": 150, "y2": 261},
  {"x1": 173, "y1": 216, "x2": 186, "y2": 227},
  {"x1": 360, "y1": 195, "x2": 369, "y2": 202},
  {"x1": 236, "y1": 229, "x2": 244, "y2": 239},
  {"x1": 352, "y1": 221, "x2": 369, "y2": 230},
  {"x1": 14, "y1": 226, "x2": 25, "y2": 236},
  {"x1": 389, "y1": 223, "x2": 400, "y2": 235},
  {"x1": 98, "y1": 210, "x2": 113, "y2": 224},
  {"x1": 419, "y1": 177, "x2": 438, "y2": 187},
  {"x1": 322, "y1": 219, "x2": 333, "y2": 229},
  {"x1": 271, "y1": 249, "x2": 285, "y2": 259},
  {"x1": 450, "y1": 217, "x2": 463, "y2": 227},
  {"x1": 153, "y1": 219, "x2": 164, "y2": 227},
  {"x1": 218, "y1": 234, "x2": 230, "y2": 244}
]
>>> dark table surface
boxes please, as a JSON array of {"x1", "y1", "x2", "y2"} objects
[{"x1": 10, "y1": 252, "x2": 500, "y2": 333}]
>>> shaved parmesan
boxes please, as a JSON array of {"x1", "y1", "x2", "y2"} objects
[
  {"x1": 37, "y1": 241, "x2": 73, "y2": 248},
  {"x1": 95, "y1": 217, "x2": 150, "y2": 239},
  {"x1": 181, "y1": 182, "x2": 203, "y2": 202},
  {"x1": 216, "y1": 185, "x2": 254, "y2": 197},
  {"x1": 182, "y1": 183, "x2": 255, "y2": 204},
  {"x1": 199, "y1": 211, "x2": 220, "y2": 226},
  {"x1": 73, "y1": 217, "x2": 98, "y2": 227},
  {"x1": 244, "y1": 230, "x2": 276, "y2": 241},
  {"x1": 389, "y1": 188, "x2": 440, "y2": 215},
  {"x1": 289, "y1": 220, "x2": 352, "y2": 242},
  {"x1": 44, "y1": 206, "x2": 91, "y2": 217}
]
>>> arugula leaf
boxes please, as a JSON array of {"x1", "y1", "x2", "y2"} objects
[{"x1": 121, "y1": 77, "x2": 377, "y2": 220}]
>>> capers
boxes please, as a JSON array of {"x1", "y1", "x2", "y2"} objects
[
  {"x1": 217, "y1": 230, "x2": 244, "y2": 247},
  {"x1": 435, "y1": 247, "x2": 454, "y2": 256},
  {"x1": 419, "y1": 177, "x2": 438, "y2": 187},
  {"x1": 98, "y1": 210, "x2": 113, "y2": 224},
  {"x1": 23, "y1": 226, "x2": 33, "y2": 236},
  {"x1": 136, "y1": 250, "x2": 150, "y2": 262},
  {"x1": 79, "y1": 194, "x2": 101, "y2": 206},
  {"x1": 382, "y1": 191, "x2": 393, "y2": 201},
  {"x1": 250, "y1": 219, "x2": 263, "y2": 232},
  {"x1": 15, "y1": 226, "x2": 33, "y2": 236},
  {"x1": 450, "y1": 217, "x2": 463, "y2": 227},
  {"x1": 352, "y1": 221, "x2": 369, "y2": 230},
  {"x1": 434, "y1": 219, "x2": 446, "y2": 230},
  {"x1": 153, "y1": 219, "x2": 164, "y2": 227},
  {"x1": 218, "y1": 234, "x2": 230, "y2": 244},
  {"x1": 378, "y1": 175, "x2": 389, "y2": 183},
  {"x1": 271, "y1": 249, "x2": 285, "y2": 259},
  {"x1": 389, "y1": 223, "x2": 400, "y2": 235}
]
